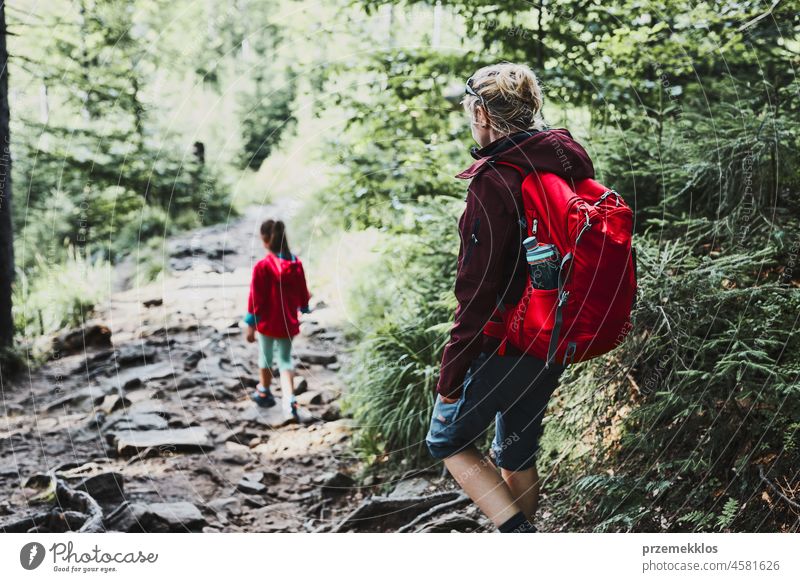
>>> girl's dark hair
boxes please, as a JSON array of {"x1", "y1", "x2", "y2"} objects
[{"x1": 260, "y1": 219, "x2": 291, "y2": 257}]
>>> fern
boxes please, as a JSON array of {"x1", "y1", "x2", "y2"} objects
[{"x1": 716, "y1": 498, "x2": 740, "y2": 531}]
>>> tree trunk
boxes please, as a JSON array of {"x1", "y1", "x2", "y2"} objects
[{"x1": 0, "y1": 2, "x2": 13, "y2": 348}]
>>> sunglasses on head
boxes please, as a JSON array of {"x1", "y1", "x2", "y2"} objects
[{"x1": 464, "y1": 77, "x2": 486, "y2": 106}]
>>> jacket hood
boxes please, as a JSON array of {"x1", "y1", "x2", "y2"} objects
[
  {"x1": 268, "y1": 253, "x2": 302, "y2": 278},
  {"x1": 456, "y1": 128, "x2": 595, "y2": 181}
]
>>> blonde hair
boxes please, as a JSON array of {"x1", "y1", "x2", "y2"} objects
[{"x1": 462, "y1": 62, "x2": 546, "y2": 134}]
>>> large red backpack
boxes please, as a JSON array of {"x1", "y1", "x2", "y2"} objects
[{"x1": 487, "y1": 163, "x2": 638, "y2": 367}]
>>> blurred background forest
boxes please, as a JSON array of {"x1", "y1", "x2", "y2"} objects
[{"x1": 1, "y1": 0, "x2": 798, "y2": 532}]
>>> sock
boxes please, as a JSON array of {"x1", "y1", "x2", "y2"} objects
[{"x1": 498, "y1": 511, "x2": 530, "y2": 533}]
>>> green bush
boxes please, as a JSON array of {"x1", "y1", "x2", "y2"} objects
[
  {"x1": 13, "y1": 249, "x2": 111, "y2": 338},
  {"x1": 341, "y1": 204, "x2": 460, "y2": 467},
  {"x1": 538, "y1": 228, "x2": 800, "y2": 532},
  {"x1": 342, "y1": 304, "x2": 452, "y2": 466}
]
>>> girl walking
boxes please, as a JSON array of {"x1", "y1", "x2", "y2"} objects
[{"x1": 244, "y1": 219, "x2": 311, "y2": 420}]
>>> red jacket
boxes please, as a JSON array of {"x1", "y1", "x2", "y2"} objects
[
  {"x1": 247, "y1": 253, "x2": 311, "y2": 338},
  {"x1": 436, "y1": 129, "x2": 595, "y2": 398}
]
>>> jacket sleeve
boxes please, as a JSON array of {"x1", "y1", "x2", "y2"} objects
[
  {"x1": 436, "y1": 171, "x2": 519, "y2": 399},
  {"x1": 248, "y1": 263, "x2": 270, "y2": 324}
]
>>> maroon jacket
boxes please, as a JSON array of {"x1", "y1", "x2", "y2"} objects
[{"x1": 436, "y1": 129, "x2": 596, "y2": 398}]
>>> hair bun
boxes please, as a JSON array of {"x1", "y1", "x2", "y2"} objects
[{"x1": 462, "y1": 62, "x2": 545, "y2": 133}]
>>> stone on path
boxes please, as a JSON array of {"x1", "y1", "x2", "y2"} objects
[
  {"x1": 240, "y1": 402, "x2": 294, "y2": 429},
  {"x1": 389, "y1": 476, "x2": 434, "y2": 499},
  {"x1": 419, "y1": 515, "x2": 482, "y2": 533},
  {"x1": 44, "y1": 385, "x2": 109, "y2": 412},
  {"x1": 106, "y1": 361, "x2": 175, "y2": 390},
  {"x1": 207, "y1": 497, "x2": 242, "y2": 517},
  {"x1": 75, "y1": 472, "x2": 125, "y2": 502},
  {"x1": 107, "y1": 412, "x2": 170, "y2": 432},
  {"x1": 97, "y1": 393, "x2": 131, "y2": 414},
  {"x1": 113, "y1": 427, "x2": 213, "y2": 456},
  {"x1": 299, "y1": 322, "x2": 326, "y2": 337},
  {"x1": 107, "y1": 501, "x2": 206, "y2": 532},
  {"x1": 294, "y1": 348, "x2": 337, "y2": 366},
  {"x1": 237, "y1": 471, "x2": 268, "y2": 495},
  {"x1": 293, "y1": 376, "x2": 308, "y2": 395},
  {"x1": 317, "y1": 471, "x2": 355, "y2": 496},
  {"x1": 321, "y1": 402, "x2": 341, "y2": 421},
  {"x1": 294, "y1": 390, "x2": 323, "y2": 407}
]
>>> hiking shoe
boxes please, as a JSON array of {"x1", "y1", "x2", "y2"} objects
[
  {"x1": 514, "y1": 521, "x2": 538, "y2": 533},
  {"x1": 282, "y1": 395, "x2": 300, "y2": 421},
  {"x1": 251, "y1": 384, "x2": 276, "y2": 408}
]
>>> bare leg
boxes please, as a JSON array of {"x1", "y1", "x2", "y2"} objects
[
  {"x1": 501, "y1": 466, "x2": 540, "y2": 521},
  {"x1": 443, "y1": 446, "x2": 521, "y2": 526},
  {"x1": 259, "y1": 367, "x2": 273, "y2": 388},
  {"x1": 280, "y1": 370, "x2": 295, "y2": 417}
]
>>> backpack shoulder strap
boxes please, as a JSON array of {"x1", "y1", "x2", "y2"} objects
[{"x1": 492, "y1": 160, "x2": 527, "y2": 176}]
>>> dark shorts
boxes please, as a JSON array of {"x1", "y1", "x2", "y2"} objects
[{"x1": 426, "y1": 351, "x2": 565, "y2": 471}]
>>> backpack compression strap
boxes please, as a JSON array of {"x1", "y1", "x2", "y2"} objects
[{"x1": 547, "y1": 252, "x2": 572, "y2": 368}]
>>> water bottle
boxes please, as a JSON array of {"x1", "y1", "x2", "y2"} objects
[{"x1": 525, "y1": 241, "x2": 560, "y2": 290}]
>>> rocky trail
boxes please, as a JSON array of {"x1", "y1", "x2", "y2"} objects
[{"x1": 0, "y1": 207, "x2": 491, "y2": 533}]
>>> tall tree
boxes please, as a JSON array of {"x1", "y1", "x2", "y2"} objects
[{"x1": 0, "y1": 1, "x2": 13, "y2": 348}]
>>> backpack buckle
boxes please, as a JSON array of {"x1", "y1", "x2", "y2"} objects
[
  {"x1": 562, "y1": 342, "x2": 577, "y2": 366},
  {"x1": 594, "y1": 190, "x2": 620, "y2": 206},
  {"x1": 558, "y1": 290, "x2": 570, "y2": 307}
]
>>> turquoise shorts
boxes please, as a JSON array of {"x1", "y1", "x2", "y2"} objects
[{"x1": 257, "y1": 333, "x2": 294, "y2": 371}]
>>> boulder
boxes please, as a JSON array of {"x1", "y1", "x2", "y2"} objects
[
  {"x1": 52, "y1": 323, "x2": 112, "y2": 356},
  {"x1": 321, "y1": 402, "x2": 341, "y2": 422},
  {"x1": 293, "y1": 376, "x2": 308, "y2": 395},
  {"x1": 317, "y1": 471, "x2": 355, "y2": 496},
  {"x1": 75, "y1": 472, "x2": 124, "y2": 502}
]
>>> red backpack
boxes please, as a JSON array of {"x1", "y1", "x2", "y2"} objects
[{"x1": 486, "y1": 164, "x2": 638, "y2": 367}]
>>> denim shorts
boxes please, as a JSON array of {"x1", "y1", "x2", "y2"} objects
[{"x1": 426, "y1": 351, "x2": 565, "y2": 471}]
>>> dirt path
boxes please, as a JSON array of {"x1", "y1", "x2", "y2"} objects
[{"x1": 0, "y1": 207, "x2": 490, "y2": 533}]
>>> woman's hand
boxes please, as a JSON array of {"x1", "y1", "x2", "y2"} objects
[
  {"x1": 440, "y1": 395, "x2": 459, "y2": 404},
  {"x1": 245, "y1": 325, "x2": 256, "y2": 343}
]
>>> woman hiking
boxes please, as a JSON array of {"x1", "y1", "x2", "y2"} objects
[
  {"x1": 244, "y1": 219, "x2": 311, "y2": 421},
  {"x1": 425, "y1": 63, "x2": 596, "y2": 533}
]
